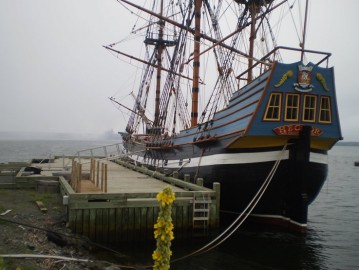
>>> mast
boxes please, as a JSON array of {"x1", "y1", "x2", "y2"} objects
[
  {"x1": 239, "y1": 0, "x2": 278, "y2": 83},
  {"x1": 191, "y1": 0, "x2": 202, "y2": 127},
  {"x1": 301, "y1": 0, "x2": 309, "y2": 62},
  {"x1": 248, "y1": 3, "x2": 256, "y2": 83},
  {"x1": 154, "y1": 0, "x2": 164, "y2": 127}
]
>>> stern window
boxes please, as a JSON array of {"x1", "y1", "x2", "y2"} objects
[
  {"x1": 319, "y1": 96, "x2": 332, "y2": 123},
  {"x1": 303, "y1": 95, "x2": 317, "y2": 122},
  {"x1": 264, "y1": 93, "x2": 282, "y2": 121},
  {"x1": 284, "y1": 94, "x2": 300, "y2": 121}
]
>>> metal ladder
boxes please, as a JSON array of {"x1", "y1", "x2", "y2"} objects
[{"x1": 192, "y1": 193, "x2": 211, "y2": 230}]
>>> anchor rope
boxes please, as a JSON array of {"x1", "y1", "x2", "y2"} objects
[{"x1": 171, "y1": 143, "x2": 288, "y2": 263}]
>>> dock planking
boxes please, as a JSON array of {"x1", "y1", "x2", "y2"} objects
[
  {"x1": 1, "y1": 157, "x2": 220, "y2": 242},
  {"x1": 58, "y1": 157, "x2": 220, "y2": 242}
]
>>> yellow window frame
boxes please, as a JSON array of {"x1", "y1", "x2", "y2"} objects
[
  {"x1": 284, "y1": 93, "x2": 300, "y2": 122},
  {"x1": 302, "y1": 94, "x2": 317, "y2": 123},
  {"x1": 319, "y1": 96, "x2": 332, "y2": 123},
  {"x1": 263, "y1": 93, "x2": 282, "y2": 121}
]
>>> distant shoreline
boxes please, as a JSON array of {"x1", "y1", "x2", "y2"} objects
[
  {"x1": 336, "y1": 141, "x2": 359, "y2": 146},
  {"x1": 0, "y1": 132, "x2": 357, "y2": 146},
  {"x1": 0, "y1": 131, "x2": 121, "y2": 141}
]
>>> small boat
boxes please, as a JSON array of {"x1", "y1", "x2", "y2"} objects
[{"x1": 106, "y1": 0, "x2": 342, "y2": 232}]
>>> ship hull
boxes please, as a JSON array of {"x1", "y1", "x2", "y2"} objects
[{"x1": 122, "y1": 136, "x2": 327, "y2": 232}]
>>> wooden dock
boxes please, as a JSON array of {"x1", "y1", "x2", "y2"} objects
[{"x1": 1, "y1": 157, "x2": 220, "y2": 243}]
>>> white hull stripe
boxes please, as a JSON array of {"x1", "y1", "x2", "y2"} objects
[
  {"x1": 250, "y1": 214, "x2": 308, "y2": 227},
  {"x1": 130, "y1": 150, "x2": 328, "y2": 169}
]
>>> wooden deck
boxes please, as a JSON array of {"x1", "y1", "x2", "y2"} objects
[
  {"x1": 35, "y1": 157, "x2": 188, "y2": 194},
  {"x1": 0, "y1": 157, "x2": 220, "y2": 243},
  {"x1": 3, "y1": 157, "x2": 220, "y2": 242}
]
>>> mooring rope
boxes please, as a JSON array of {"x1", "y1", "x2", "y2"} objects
[
  {"x1": 2, "y1": 145, "x2": 287, "y2": 269},
  {"x1": 171, "y1": 144, "x2": 288, "y2": 262}
]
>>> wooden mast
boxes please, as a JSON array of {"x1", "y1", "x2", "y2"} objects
[
  {"x1": 301, "y1": 0, "x2": 309, "y2": 62},
  {"x1": 191, "y1": 0, "x2": 202, "y2": 127},
  {"x1": 154, "y1": 0, "x2": 164, "y2": 127},
  {"x1": 247, "y1": 1, "x2": 258, "y2": 84}
]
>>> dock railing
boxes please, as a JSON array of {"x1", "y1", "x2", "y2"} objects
[{"x1": 74, "y1": 142, "x2": 124, "y2": 163}]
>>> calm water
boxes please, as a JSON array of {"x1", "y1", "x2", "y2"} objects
[
  {"x1": 0, "y1": 139, "x2": 120, "y2": 164},
  {"x1": 1, "y1": 140, "x2": 358, "y2": 269}
]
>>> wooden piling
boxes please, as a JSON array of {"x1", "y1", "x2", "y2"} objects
[
  {"x1": 90, "y1": 159, "x2": 95, "y2": 183},
  {"x1": 104, "y1": 163, "x2": 108, "y2": 193},
  {"x1": 96, "y1": 161, "x2": 100, "y2": 187},
  {"x1": 77, "y1": 163, "x2": 82, "y2": 193},
  {"x1": 212, "y1": 182, "x2": 221, "y2": 226},
  {"x1": 101, "y1": 163, "x2": 104, "y2": 192}
]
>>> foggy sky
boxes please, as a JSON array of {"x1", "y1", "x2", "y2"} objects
[{"x1": 0, "y1": 0, "x2": 358, "y2": 141}]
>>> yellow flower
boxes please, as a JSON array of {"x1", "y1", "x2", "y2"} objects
[
  {"x1": 168, "y1": 231, "x2": 174, "y2": 240},
  {"x1": 153, "y1": 186, "x2": 175, "y2": 270},
  {"x1": 165, "y1": 224, "x2": 174, "y2": 234},
  {"x1": 156, "y1": 191, "x2": 164, "y2": 201},
  {"x1": 156, "y1": 187, "x2": 176, "y2": 205},
  {"x1": 154, "y1": 229, "x2": 160, "y2": 239},
  {"x1": 154, "y1": 219, "x2": 164, "y2": 229},
  {"x1": 152, "y1": 251, "x2": 162, "y2": 261}
]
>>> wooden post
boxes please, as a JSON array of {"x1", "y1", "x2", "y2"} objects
[
  {"x1": 101, "y1": 163, "x2": 104, "y2": 192},
  {"x1": 75, "y1": 161, "x2": 78, "y2": 192},
  {"x1": 173, "y1": 171, "x2": 179, "y2": 179},
  {"x1": 96, "y1": 161, "x2": 100, "y2": 187},
  {"x1": 93, "y1": 159, "x2": 96, "y2": 182},
  {"x1": 89, "y1": 159, "x2": 93, "y2": 182},
  {"x1": 77, "y1": 163, "x2": 82, "y2": 193},
  {"x1": 71, "y1": 160, "x2": 75, "y2": 187},
  {"x1": 213, "y1": 182, "x2": 220, "y2": 226},
  {"x1": 196, "y1": 178, "x2": 204, "y2": 186},
  {"x1": 184, "y1": 174, "x2": 190, "y2": 182},
  {"x1": 72, "y1": 160, "x2": 77, "y2": 191},
  {"x1": 93, "y1": 159, "x2": 96, "y2": 184},
  {"x1": 104, "y1": 163, "x2": 108, "y2": 193},
  {"x1": 91, "y1": 159, "x2": 96, "y2": 183}
]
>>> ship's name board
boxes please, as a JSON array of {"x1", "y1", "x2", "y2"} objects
[{"x1": 273, "y1": 124, "x2": 323, "y2": 136}]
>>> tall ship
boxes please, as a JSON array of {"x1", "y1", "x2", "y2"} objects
[{"x1": 106, "y1": 0, "x2": 342, "y2": 232}]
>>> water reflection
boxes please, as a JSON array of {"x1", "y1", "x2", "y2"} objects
[
  {"x1": 89, "y1": 146, "x2": 359, "y2": 269},
  {"x1": 169, "y1": 227, "x2": 327, "y2": 270}
]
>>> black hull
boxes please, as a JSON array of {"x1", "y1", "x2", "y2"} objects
[{"x1": 122, "y1": 135, "x2": 327, "y2": 232}]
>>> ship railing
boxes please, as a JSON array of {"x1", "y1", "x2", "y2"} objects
[{"x1": 236, "y1": 46, "x2": 332, "y2": 85}]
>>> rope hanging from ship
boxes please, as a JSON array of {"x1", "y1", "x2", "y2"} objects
[{"x1": 171, "y1": 143, "x2": 288, "y2": 264}]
